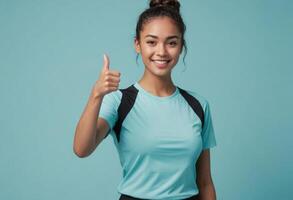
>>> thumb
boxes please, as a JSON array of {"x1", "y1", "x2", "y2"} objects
[{"x1": 103, "y1": 54, "x2": 110, "y2": 71}]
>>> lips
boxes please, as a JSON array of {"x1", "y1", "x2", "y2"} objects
[
  {"x1": 153, "y1": 60, "x2": 169, "y2": 64},
  {"x1": 152, "y1": 59, "x2": 170, "y2": 63},
  {"x1": 152, "y1": 59, "x2": 170, "y2": 68}
]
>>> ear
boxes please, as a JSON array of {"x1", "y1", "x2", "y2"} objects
[{"x1": 134, "y1": 38, "x2": 141, "y2": 54}]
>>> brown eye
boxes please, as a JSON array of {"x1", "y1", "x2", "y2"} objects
[
  {"x1": 147, "y1": 41, "x2": 155, "y2": 45},
  {"x1": 169, "y1": 41, "x2": 177, "y2": 46}
]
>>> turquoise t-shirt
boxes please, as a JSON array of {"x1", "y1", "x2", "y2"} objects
[{"x1": 99, "y1": 82, "x2": 217, "y2": 200}]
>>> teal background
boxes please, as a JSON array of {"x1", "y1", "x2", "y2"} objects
[{"x1": 0, "y1": 0, "x2": 292, "y2": 199}]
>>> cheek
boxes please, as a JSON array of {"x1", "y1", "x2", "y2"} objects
[
  {"x1": 170, "y1": 48, "x2": 181, "y2": 58},
  {"x1": 141, "y1": 48, "x2": 154, "y2": 59}
]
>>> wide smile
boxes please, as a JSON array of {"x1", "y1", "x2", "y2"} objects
[{"x1": 151, "y1": 59, "x2": 171, "y2": 68}]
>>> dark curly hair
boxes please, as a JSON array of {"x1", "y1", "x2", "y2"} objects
[{"x1": 135, "y1": 0, "x2": 187, "y2": 66}]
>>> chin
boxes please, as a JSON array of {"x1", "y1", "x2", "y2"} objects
[{"x1": 149, "y1": 67, "x2": 173, "y2": 77}]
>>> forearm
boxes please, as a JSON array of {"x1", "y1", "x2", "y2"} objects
[
  {"x1": 198, "y1": 183, "x2": 217, "y2": 200},
  {"x1": 73, "y1": 93, "x2": 103, "y2": 157}
]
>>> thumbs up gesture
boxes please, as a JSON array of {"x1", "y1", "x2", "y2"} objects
[{"x1": 91, "y1": 54, "x2": 121, "y2": 99}]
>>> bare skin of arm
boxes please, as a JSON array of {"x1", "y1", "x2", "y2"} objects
[
  {"x1": 73, "y1": 54, "x2": 120, "y2": 158},
  {"x1": 196, "y1": 149, "x2": 217, "y2": 200},
  {"x1": 73, "y1": 94, "x2": 110, "y2": 158}
]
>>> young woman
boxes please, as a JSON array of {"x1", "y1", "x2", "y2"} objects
[{"x1": 73, "y1": 0, "x2": 217, "y2": 199}]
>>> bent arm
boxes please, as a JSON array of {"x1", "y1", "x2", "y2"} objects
[{"x1": 73, "y1": 94, "x2": 109, "y2": 158}]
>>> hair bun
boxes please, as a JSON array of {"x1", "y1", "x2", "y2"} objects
[{"x1": 149, "y1": 0, "x2": 180, "y2": 12}]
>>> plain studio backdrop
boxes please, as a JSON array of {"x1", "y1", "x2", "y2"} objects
[{"x1": 0, "y1": 0, "x2": 292, "y2": 199}]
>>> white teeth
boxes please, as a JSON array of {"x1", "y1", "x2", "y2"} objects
[{"x1": 154, "y1": 60, "x2": 168, "y2": 64}]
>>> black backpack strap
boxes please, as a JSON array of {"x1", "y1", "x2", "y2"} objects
[
  {"x1": 113, "y1": 84, "x2": 138, "y2": 142},
  {"x1": 112, "y1": 85, "x2": 204, "y2": 142},
  {"x1": 178, "y1": 87, "x2": 205, "y2": 129}
]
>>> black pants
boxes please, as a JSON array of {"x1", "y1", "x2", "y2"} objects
[{"x1": 119, "y1": 193, "x2": 199, "y2": 200}]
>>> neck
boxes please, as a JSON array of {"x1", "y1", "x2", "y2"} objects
[{"x1": 138, "y1": 71, "x2": 176, "y2": 97}]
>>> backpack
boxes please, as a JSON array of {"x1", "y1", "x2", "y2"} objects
[{"x1": 110, "y1": 84, "x2": 204, "y2": 142}]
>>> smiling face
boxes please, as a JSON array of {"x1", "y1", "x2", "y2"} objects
[{"x1": 134, "y1": 16, "x2": 183, "y2": 78}]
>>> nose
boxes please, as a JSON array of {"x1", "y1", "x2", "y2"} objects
[{"x1": 156, "y1": 43, "x2": 167, "y2": 57}]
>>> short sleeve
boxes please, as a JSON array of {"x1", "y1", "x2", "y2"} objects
[
  {"x1": 201, "y1": 101, "x2": 217, "y2": 150},
  {"x1": 98, "y1": 91, "x2": 121, "y2": 139}
]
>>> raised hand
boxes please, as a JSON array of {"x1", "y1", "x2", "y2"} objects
[{"x1": 91, "y1": 54, "x2": 121, "y2": 99}]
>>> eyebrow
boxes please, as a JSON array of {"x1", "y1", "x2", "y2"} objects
[{"x1": 144, "y1": 34, "x2": 180, "y2": 40}]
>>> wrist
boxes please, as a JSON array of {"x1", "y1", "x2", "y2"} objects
[{"x1": 89, "y1": 92, "x2": 104, "y2": 104}]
